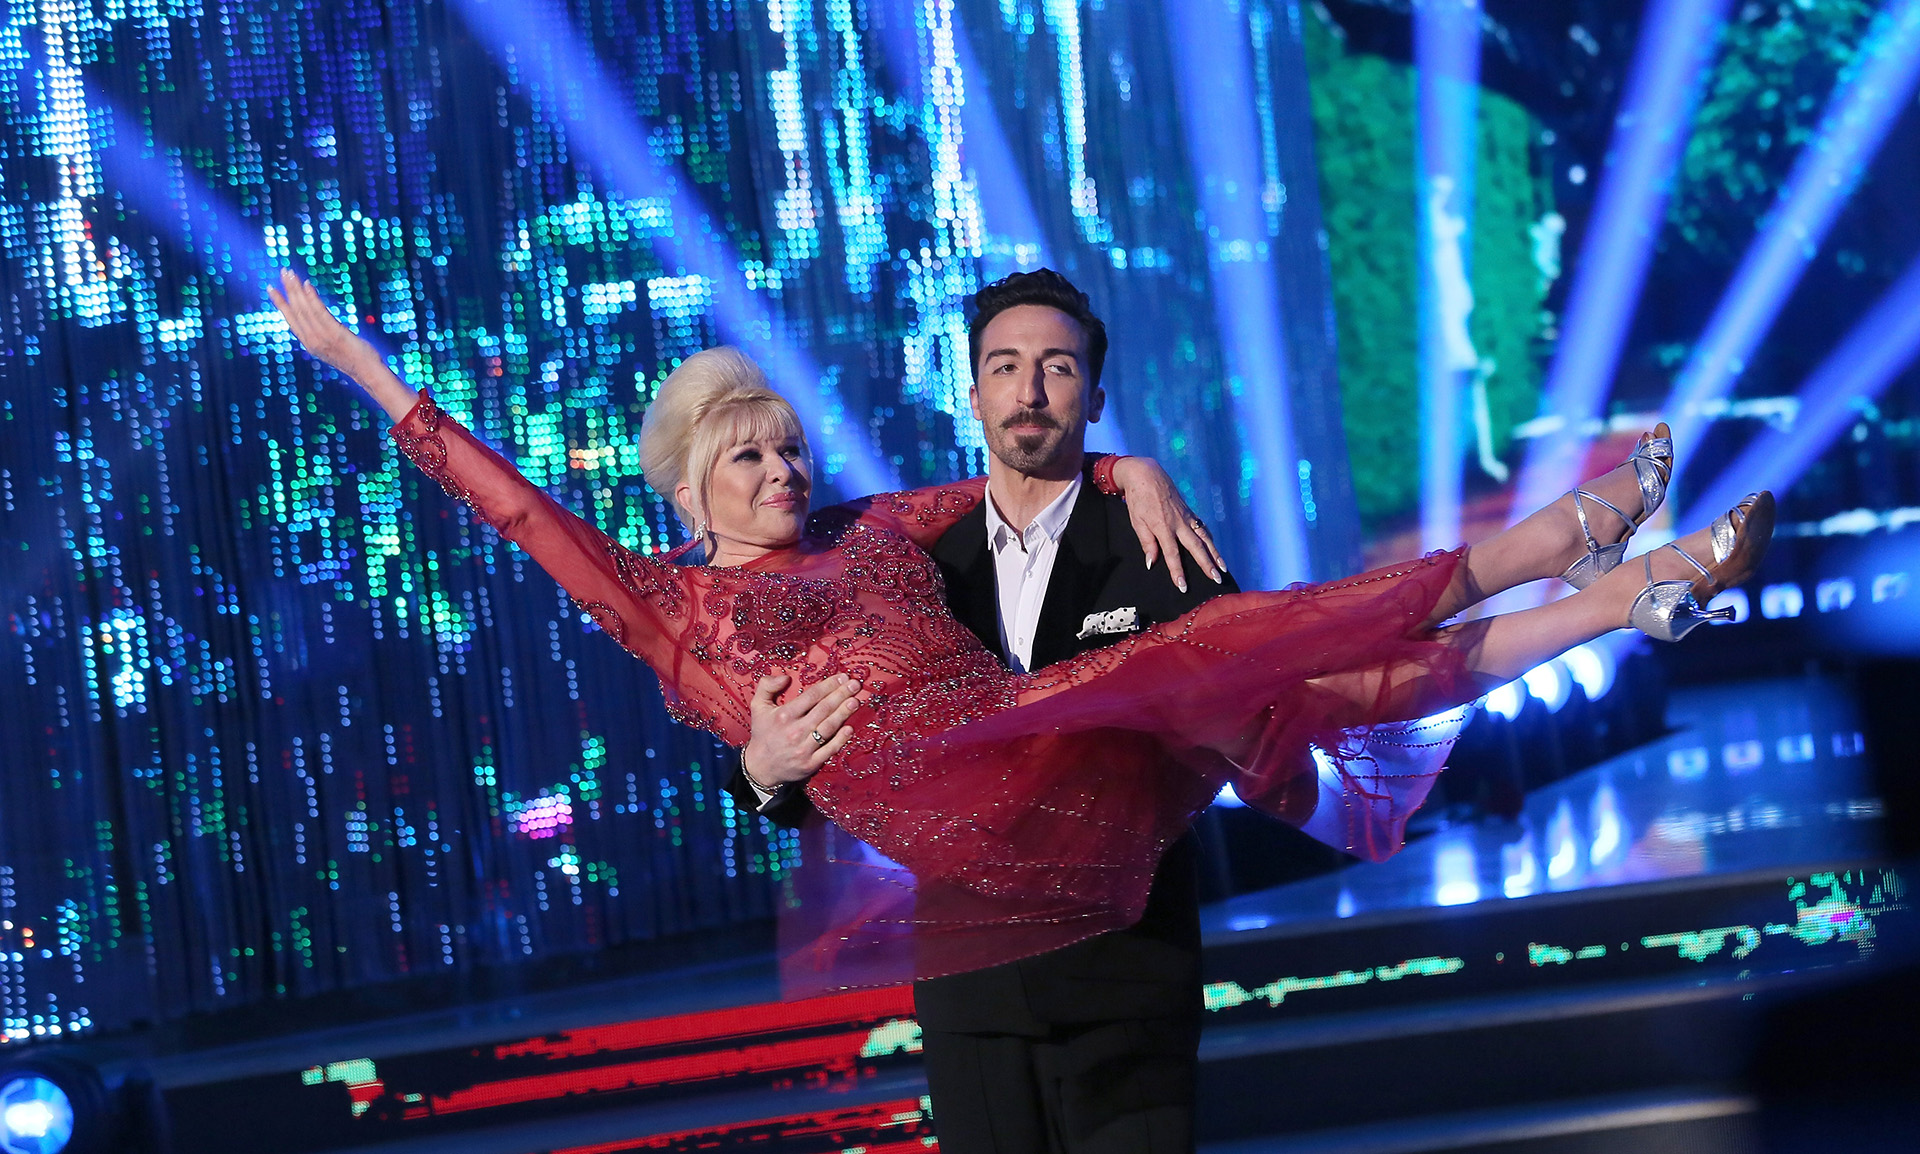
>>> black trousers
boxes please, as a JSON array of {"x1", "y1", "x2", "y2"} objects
[{"x1": 920, "y1": 1014, "x2": 1200, "y2": 1154}]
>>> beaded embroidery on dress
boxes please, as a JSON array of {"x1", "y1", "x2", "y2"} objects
[{"x1": 391, "y1": 393, "x2": 1475, "y2": 987}]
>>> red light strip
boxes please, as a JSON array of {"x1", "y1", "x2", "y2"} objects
[
  {"x1": 491, "y1": 985, "x2": 915, "y2": 1062},
  {"x1": 413, "y1": 1027, "x2": 908, "y2": 1117},
  {"x1": 546, "y1": 1096, "x2": 936, "y2": 1153}
]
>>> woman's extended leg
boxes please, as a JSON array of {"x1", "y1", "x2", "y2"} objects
[
  {"x1": 1313, "y1": 490, "x2": 1771, "y2": 723},
  {"x1": 1422, "y1": 427, "x2": 1671, "y2": 627}
]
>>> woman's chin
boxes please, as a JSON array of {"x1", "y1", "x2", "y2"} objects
[
  {"x1": 752, "y1": 512, "x2": 808, "y2": 546},
  {"x1": 713, "y1": 509, "x2": 808, "y2": 552}
]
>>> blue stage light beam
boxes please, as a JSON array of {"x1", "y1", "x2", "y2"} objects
[
  {"x1": 1165, "y1": 0, "x2": 1312, "y2": 586},
  {"x1": 1686, "y1": 247, "x2": 1920, "y2": 522},
  {"x1": 99, "y1": 101, "x2": 276, "y2": 286},
  {"x1": 1665, "y1": 0, "x2": 1920, "y2": 464},
  {"x1": 946, "y1": 8, "x2": 1131, "y2": 453},
  {"x1": 1511, "y1": 0, "x2": 1731, "y2": 525},
  {"x1": 1415, "y1": 0, "x2": 1482, "y2": 551},
  {"x1": 868, "y1": 2, "x2": 1053, "y2": 273},
  {"x1": 449, "y1": 0, "x2": 898, "y2": 497},
  {"x1": 863, "y1": 3, "x2": 1131, "y2": 453}
]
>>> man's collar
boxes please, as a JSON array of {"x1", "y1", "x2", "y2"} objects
[{"x1": 985, "y1": 475, "x2": 1083, "y2": 553}]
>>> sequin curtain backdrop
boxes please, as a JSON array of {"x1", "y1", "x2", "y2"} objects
[{"x1": 0, "y1": 0, "x2": 1351, "y2": 1041}]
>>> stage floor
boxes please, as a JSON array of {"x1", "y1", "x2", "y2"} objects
[
  {"x1": 136, "y1": 671, "x2": 1899, "y2": 1154},
  {"x1": 1203, "y1": 671, "x2": 1882, "y2": 937}
]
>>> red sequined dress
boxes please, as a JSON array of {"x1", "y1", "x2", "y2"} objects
[{"x1": 392, "y1": 394, "x2": 1476, "y2": 981}]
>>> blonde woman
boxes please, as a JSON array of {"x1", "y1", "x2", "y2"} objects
[{"x1": 270, "y1": 270, "x2": 1772, "y2": 981}]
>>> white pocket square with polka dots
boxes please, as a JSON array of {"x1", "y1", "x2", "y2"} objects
[{"x1": 1077, "y1": 606, "x2": 1139, "y2": 639}]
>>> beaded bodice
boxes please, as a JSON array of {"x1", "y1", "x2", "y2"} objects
[
  {"x1": 651, "y1": 516, "x2": 1023, "y2": 751},
  {"x1": 389, "y1": 394, "x2": 1012, "y2": 753}
]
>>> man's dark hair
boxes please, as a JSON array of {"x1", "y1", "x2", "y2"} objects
[{"x1": 967, "y1": 268, "x2": 1108, "y2": 387}]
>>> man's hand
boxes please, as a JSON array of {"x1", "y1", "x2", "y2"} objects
[
  {"x1": 1110, "y1": 457, "x2": 1228, "y2": 594},
  {"x1": 741, "y1": 673, "x2": 861, "y2": 794}
]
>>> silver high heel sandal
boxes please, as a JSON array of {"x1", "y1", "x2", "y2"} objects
[
  {"x1": 1628, "y1": 491, "x2": 1775, "y2": 642},
  {"x1": 1562, "y1": 424, "x2": 1674, "y2": 590}
]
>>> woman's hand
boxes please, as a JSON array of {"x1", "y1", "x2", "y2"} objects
[
  {"x1": 269, "y1": 269, "x2": 419, "y2": 422},
  {"x1": 740, "y1": 673, "x2": 861, "y2": 795},
  {"x1": 1111, "y1": 457, "x2": 1227, "y2": 593}
]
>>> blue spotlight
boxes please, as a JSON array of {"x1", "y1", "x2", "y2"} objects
[
  {"x1": 1665, "y1": 0, "x2": 1920, "y2": 460},
  {"x1": 1501, "y1": 826, "x2": 1540, "y2": 898},
  {"x1": 0, "y1": 1058, "x2": 117, "y2": 1154},
  {"x1": 1687, "y1": 247, "x2": 1920, "y2": 523},
  {"x1": 450, "y1": 0, "x2": 898, "y2": 497},
  {"x1": 1818, "y1": 576, "x2": 1858, "y2": 613},
  {"x1": 0, "y1": 1077, "x2": 74, "y2": 1154},
  {"x1": 1164, "y1": 0, "x2": 1311, "y2": 586},
  {"x1": 1415, "y1": 0, "x2": 1483, "y2": 551},
  {"x1": 1588, "y1": 778, "x2": 1627, "y2": 868},
  {"x1": 1511, "y1": 0, "x2": 1731, "y2": 524},
  {"x1": 1561, "y1": 642, "x2": 1617, "y2": 702},
  {"x1": 1545, "y1": 796, "x2": 1581, "y2": 888},
  {"x1": 1432, "y1": 831, "x2": 1482, "y2": 906},
  {"x1": 1822, "y1": 533, "x2": 1920, "y2": 655},
  {"x1": 1484, "y1": 679, "x2": 1525, "y2": 721},
  {"x1": 1521, "y1": 659, "x2": 1572, "y2": 713}
]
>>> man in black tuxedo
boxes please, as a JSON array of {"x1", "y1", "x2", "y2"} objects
[{"x1": 726, "y1": 269, "x2": 1309, "y2": 1150}]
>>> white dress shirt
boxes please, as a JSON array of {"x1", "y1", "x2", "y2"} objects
[
  {"x1": 982, "y1": 476, "x2": 1082, "y2": 673},
  {"x1": 745, "y1": 477, "x2": 1082, "y2": 808}
]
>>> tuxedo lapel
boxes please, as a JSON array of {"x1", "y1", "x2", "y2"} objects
[
  {"x1": 1030, "y1": 484, "x2": 1118, "y2": 669},
  {"x1": 931, "y1": 504, "x2": 1007, "y2": 663}
]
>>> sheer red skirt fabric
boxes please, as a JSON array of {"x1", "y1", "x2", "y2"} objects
[
  {"x1": 386, "y1": 395, "x2": 1475, "y2": 994},
  {"x1": 791, "y1": 552, "x2": 1475, "y2": 993}
]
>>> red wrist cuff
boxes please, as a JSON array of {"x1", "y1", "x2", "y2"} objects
[
  {"x1": 392, "y1": 388, "x2": 437, "y2": 432},
  {"x1": 1089, "y1": 453, "x2": 1129, "y2": 497}
]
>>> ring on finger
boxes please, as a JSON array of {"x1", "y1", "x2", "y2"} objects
[
  {"x1": 1189, "y1": 518, "x2": 1207, "y2": 532},
  {"x1": 809, "y1": 729, "x2": 829, "y2": 748}
]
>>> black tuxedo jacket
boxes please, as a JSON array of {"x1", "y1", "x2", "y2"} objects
[{"x1": 911, "y1": 481, "x2": 1238, "y2": 1034}]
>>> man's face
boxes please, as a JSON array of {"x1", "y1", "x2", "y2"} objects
[{"x1": 970, "y1": 304, "x2": 1105, "y2": 475}]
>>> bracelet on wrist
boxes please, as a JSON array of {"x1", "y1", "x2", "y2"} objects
[
  {"x1": 1089, "y1": 453, "x2": 1129, "y2": 497},
  {"x1": 740, "y1": 751, "x2": 780, "y2": 794}
]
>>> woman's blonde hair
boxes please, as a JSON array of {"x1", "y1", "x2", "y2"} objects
[{"x1": 638, "y1": 347, "x2": 808, "y2": 531}]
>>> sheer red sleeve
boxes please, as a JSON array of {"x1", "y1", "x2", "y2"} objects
[
  {"x1": 810, "y1": 477, "x2": 987, "y2": 551},
  {"x1": 388, "y1": 393, "x2": 735, "y2": 728}
]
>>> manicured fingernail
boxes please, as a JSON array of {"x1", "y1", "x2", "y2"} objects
[{"x1": 1176, "y1": 579, "x2": 1188, "y2": 593}]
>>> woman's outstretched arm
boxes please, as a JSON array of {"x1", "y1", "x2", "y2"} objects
[
  {"x1": 270, "y1": 270, "x2": 420, "y2": 422},
  {"x1": 383, "y1": 397, "x2": 697, "y2": 663},
  {"x1": 269, "y1": 271, "x2": 702, "y2": 690}
]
